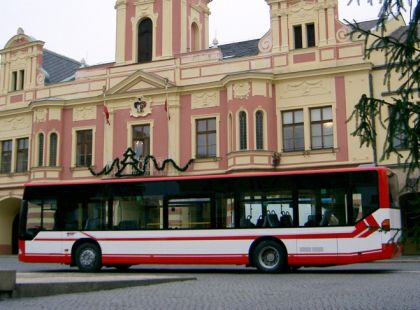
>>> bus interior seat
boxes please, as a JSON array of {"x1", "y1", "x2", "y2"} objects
[
  {"x1": 320, "y1": 210, "x2": 332, "y2": 226},
  {"x1": 279, "y1": 211, "x2": 293, "y2": 227},
  {"x1": 118, "y1": 220, "x2": 138, "y2": 230},
  {"x1": 64, "y1": 220, "x2": 78, "y2": 230},
  {"x1": 240, "y1": 215, "x2": 255, "y2": 228},
  {"x1": 267, "y1": 211, "x2": 281, "y2": 227},
  {"x1": 304, "y1": 215, "x2": 317, "y2": 227},
  {"x1": 84, "y1": 218, "x2": 101, "y2": 230}
]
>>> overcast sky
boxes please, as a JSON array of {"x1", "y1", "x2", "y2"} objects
[{"x1": 0, "y1": 0, "x2": 402, "y2": 65}]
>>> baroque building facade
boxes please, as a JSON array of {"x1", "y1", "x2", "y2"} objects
[{"x1": 0, "y1": 0, "x2": 418, "y2": 255}]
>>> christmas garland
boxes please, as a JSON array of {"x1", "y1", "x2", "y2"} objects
[{"x1": 89, "y1": 147, "x2": 194, "y2": 177}]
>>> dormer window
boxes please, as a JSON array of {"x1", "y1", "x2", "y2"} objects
[
  {"x1": 138, "y1": 18, "x2": 153, "y2": 63},
  {"x1": 11, "y1": 70, "x2": 24, "y2": 91},
  {"x1": 293, "y1": 25, "x2": 303, "y2": 49},
  {"x1": 306, "y1": 23, "x2": 315, "y2": 47},
  {"x1": 293, "y1": 23, "x2": 316, "y2": 49}
]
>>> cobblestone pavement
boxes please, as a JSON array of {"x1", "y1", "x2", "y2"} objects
[{"x1": 1, "y1": 259, "x2": 420, "y2": 310}]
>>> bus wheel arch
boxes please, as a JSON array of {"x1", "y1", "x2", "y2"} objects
[
  {"x1": 72, "y1": 239, "x2": 102, "y2": 272},
  {"x1": 249, "y1": 237, "x2": 288, "y2": 273}
]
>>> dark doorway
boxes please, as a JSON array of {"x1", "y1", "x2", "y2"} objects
[
  {"x1": 401, "y1": 193, "x2": 420, "y2": 255},
  {"x1": 12, "y1": 213, "x2": 19, "y2": 254}
]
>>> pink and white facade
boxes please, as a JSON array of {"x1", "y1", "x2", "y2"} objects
[{"x1": 0, "y1": 0, "x2": 416, "y2": 255}]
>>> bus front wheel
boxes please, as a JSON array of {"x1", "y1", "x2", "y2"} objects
[
  {"x1": 253, "y1": 240, "x2": 287, "y2": 273},
  {"x1": 75, "y1": 243, "x2": 102, "y2": 272}
]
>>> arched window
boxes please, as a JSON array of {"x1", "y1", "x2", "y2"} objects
[
  {"x1": 38, "y1": 133, "x2": 44, "y2": 167},
  {"x1": 191, "y1": 22, "x2": 200, "y2": 51},
  {"x1": 49, "y1": 133, "x2": 58, "y2": 167},
  {"x1": 255, "y1": 110, "x2": 264, "y2": 150},
  {"x1": 138, "y1": 18, "x2": 153, "y2": 63},
  {"x1": 239, "y1": 111, "x2": 247, "y2": 150}
]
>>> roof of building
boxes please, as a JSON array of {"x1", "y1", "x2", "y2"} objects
[
  {"x1": 389, "y1": 23, "x2": 420, "y2": 41},
  {"x1": 219, "y1": 39, "x2": 260, "y2": 59},
  {"x1": 42, "y1": 49, "x2": 81, "y2": 84},
  {"x1": 357, "y1": 19, "x2": 379, "y2": 32}
]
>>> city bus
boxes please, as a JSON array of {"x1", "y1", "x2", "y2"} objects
[{"x1": 18, "y1": 166, "x2": 401, "y2": 272}]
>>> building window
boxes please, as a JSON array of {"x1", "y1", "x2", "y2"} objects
[
  {"x1": 282, "y1": 110, "x2": 304, "y2": 152},
  {"x1": 196, "y1": 118, "x2": 216, "y2": 158},
  {"x1": 11, "y1": 70, "x2": 24, "y2": 91},
  {"x1": 49, "y1": 133, "x2": 58, "y2": 167},
  {"x1": 76, "y1": 130, "x2": 92, "y2": 167},
  {"x1": 11, "y1": 71, "x2": 18, "y2": 91},
  {"x1": 255, "y1": 110, "x2": 264, "y2": 150},
  {"x1": 239, "y1": 111, "x2": 247, "y2": 150},
  {"x1": 228, "y1": 114, "x2": 233, "y2": 153},
  {"x1": 306, "y1": 23, "x2": 315, "y2": 47},
  {"x1": 1, "y1": 140, "x2": 12, "y2": 174},
  {"x1": 294, "y1": 23, "x2": 316, "y2": 49},
  {"x1": 132, "y1": 124, "x2": 150, "y2": 159},
  {"x1": 38, "y1": 133, "x2": 44, "y2": 167},
  {"x1": 16, "y1": 138, "x2": 29, "y2": 173},
  {"x1": 311, "y1": 106, "x2": 333, "y2": 149},
  {"x1": 293, "y1": 25, "x2": 303, "y2": 49},
  {"x1": 389, "y1": 107, "x2": 409, "y2": 149},
  {"x1": 191, "y1": 22, "x2": 200, "y2": 51},
  {"x1": 138, "y1": 18, "x2": 153, "y2": 63}
]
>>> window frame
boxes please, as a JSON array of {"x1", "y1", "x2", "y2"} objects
[
  {"x1": 137, "y1": 18, "x2": 153, "y2": 63},
  {"x1": 74, "y1": 128, "x2": 94, "y2": 168},
  {"x1": 282, "y1": 109, "x2": 305, "y2": 152},
  {"x1": 306, "y1": 23, "x2": 316, "y2": 48},
  {"x1": 0, "y1": 140, "x2": 13, "y2": 174},
  {"x1": 238, "y1": 111, "x2": 248, "y2": 150},
  {"x1": 132, "y1": 123, "x2": 151, "y2": 159},
  {"x1": 16, "y1": 137, "x2": 29, "y2": 173},
  {"x1": 49, "y1": 132, "x2": 58, "y2": 167},
  {"x1": 195, "y1": 117, "x2": 217, "y2": 159},
  {"x1": 255, "y1": 110, "x2": 264, "y2": 150},
  {"x1": 37, "y1": 133, "x2": 45, "y2": 167},
  {"x1": 310, "y1": 106, "x2": 334, "y2": 150},
  {"x1": 293, "y1": 25, "x2": 303, "y2": 49}
]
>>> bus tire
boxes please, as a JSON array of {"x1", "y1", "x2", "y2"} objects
[
  {"x1": 253, "y1": 240, "x2": 287, "y2": 273},
  {"x1": 75, "y1": 242, "x2": 102, "y2": 272}
]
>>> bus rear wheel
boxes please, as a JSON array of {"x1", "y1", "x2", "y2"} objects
[
  {"x1": 75, "y1": 243, "x2": 102, "y2": 272},
  {"x1": 253, "y1": 240, "x2": 287, "y2": 273}
]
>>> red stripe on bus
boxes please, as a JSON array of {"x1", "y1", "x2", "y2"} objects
[{"x1": 20, "y1": 243, "x2": 397, "y2": 267}]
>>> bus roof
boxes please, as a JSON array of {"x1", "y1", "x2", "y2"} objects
[{"x1": 24, "y1": 166, "x2": 389, "y2": 188}]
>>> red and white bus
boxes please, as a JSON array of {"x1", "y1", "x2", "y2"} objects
[{"x1": 18, "y1": 166, "x2": 401, "y2": 272}]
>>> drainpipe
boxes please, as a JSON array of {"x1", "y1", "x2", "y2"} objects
[{"x1": 369, "y1": 73, "x2": 378, "y2": 166}]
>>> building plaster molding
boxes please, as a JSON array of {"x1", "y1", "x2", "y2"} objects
[
  {"x1": 280, "y1": 80, "x2": 331, "y2": 99},
  {"x1": 288, "y1": 1, "x2": 316, "y2": 23},
  {"x1": 33, "y1": 108, "x2": 47, "y2": 123},
  {"x1": 0, "y1": 116, "x2": 31, "y2": 134},
  {"x1": 73, "y1": 106, "x2": 96, "y2": 122},
  {"x1": 336, "y1": 26, "x2": 351, "y2": 43},
  {"x1": 191, "y1": 90, "x2": 219, "y2": 109},
  {"x1": 129, "y1": 96, "x2": 153, "y2": 118},
  {"x1": 233, "y1": 82, "x2": 251, "y2": 100},
  {"x1": 258, "y1": 30, "x2": 273, "y2": 54}
]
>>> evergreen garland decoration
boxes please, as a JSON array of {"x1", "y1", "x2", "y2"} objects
[{"x1": 89, "y1": 147, "x2": 194, "y2": 177}]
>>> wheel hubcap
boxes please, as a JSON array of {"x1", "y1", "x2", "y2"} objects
[
  {"x1": 80, "y1": 249, "x2": 96, "y2": 267},
  {"x1": 260, "y1": 246, "x2": 279, "y2": 268}
]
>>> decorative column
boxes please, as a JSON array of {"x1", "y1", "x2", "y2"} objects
[
  {"x1": 327, "y1": 4, "x2": 336, "y2": 45},
  {"x1": 318, "y1": 6, "x2": 327, "y2": 46},
  {"x1": 115, "y1": 0, "x2": 128, "y2": 64},
  {"x1": 162, "y1": 0, "x2": 173, "y2": 58}
]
